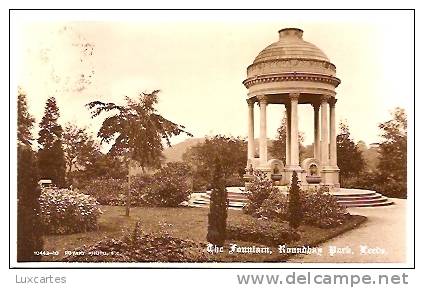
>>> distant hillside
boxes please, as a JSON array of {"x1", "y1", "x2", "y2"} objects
[
  {"x1": 163, "y1": 138, "x2": 277, "y2": 163},
  {"x1": 163, "y1": 138, "x2": 205, "y2": 162}
]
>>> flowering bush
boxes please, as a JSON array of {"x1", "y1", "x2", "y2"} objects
[
  {"x1": 244, "y1": 179, "x2": 348, "y2": 228},
  {"x1": 143, "y1": 162, "x2": 192, "y2": 207},
  {"x1": 39, "y1": 188, "x2": 102, "y2": 235},
  {"x1": 243, "y1": 170, "x2": 280, "y2": 216},
  {"x1": 301, "y1": 187, "x2": 349, "y2": 228},
  {"x1": 256, "y1": 189, "x2": 289, "y2": 222}
]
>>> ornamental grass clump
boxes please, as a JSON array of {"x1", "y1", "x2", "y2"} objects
[{"x1": 39, "y1": 188, "x2": 102, "y2": 235}]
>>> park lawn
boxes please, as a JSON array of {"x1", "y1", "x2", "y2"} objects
[{"x1": 42, "y1": 205, "x2": 366, "y2": 262}]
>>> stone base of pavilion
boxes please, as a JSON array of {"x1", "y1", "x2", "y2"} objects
[
  {"x1": 189, "y1": 187, "x2": 394, "y2": 209},
  {"x1": 244, "y1": 158, "x2": 341, "y2": 192}
]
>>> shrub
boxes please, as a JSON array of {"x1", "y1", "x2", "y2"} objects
[
  {"x1": 301, "y1": 187, "x2": 349, "y2": 228},
  {"x1": 82, "y1": 175, "x2": 154, "y2": 206},
  {"x1": 248, "y1": 182, "x2": 348, "y2": 229},
  {"x1": 82, "y1": 178, "x2": 126, "y2": 205},
  {"x1": 39, "y1": 188, "x2": 102, "y2": 234},
  {"x1": 256, "y1": 189, "x2": 288, "y2": 222},
  {"x1": 343, "y1": 171, "x2": 407, "y2": 199},
  {"x1": 227, "y1": 217, "x2": 300, "y2": 246},
  {"x1": 243, "y1": 170, "x2": 279, "y2": 217},
  {"x1": 288, "y1": 172, "x2": 302, "y2": 229},
  {"x1": 207, "y1": 160, "x2": 228, "y2": 246},
  {"x1": 143, "y1": 162, "x2": 192, "y2": 207}
]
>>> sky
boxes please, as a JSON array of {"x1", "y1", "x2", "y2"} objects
[{"x1": 12, "y1": 10, "x2": 414, "y2": 150}]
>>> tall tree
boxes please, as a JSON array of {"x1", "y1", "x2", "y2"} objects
[
  {"x1": 37, "y1": 97, "x2": 66, "y2": 187},
  {"x1": 62, "y1": 122, "x2": 101, "y2": 184},
  {"x1": 377, "y1": 107, "x2": 407, "y2": 198},
  {"x1": 336, "y1": 121, "x2": 365, "y2": 186},
  {"x1": 182, "y1": 135, "x2": 247, "y2": 190},
  {"x1": 269, "y1": 117, "x2": 288, "y2": 164},
  {"x1": 269, "y1": 116, "x2": 306, "y2": 164},
  {"x1": 17, "y1": 90, "x2": 43, "y2": 261},
  {"x1": 17, "y1": 88, "x2": 35, "y2": 146},
  {"x1": 17, "y1": 146, "x2": 44, "y2": 261},
  {"x1": 87, "y1": 90, "x2": 192, "y2": 216}
]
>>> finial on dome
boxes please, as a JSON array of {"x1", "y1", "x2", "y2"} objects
[{"x1": 278, "y1": 28, "x2": 303, "y2": 40}]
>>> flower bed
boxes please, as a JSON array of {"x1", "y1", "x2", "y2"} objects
[
  {"x1": 62, "y1": 222, "x2": 209, "y2": 262},
  {"x1": 227, "y1": 216, "x2": 300, "y2": 246}
]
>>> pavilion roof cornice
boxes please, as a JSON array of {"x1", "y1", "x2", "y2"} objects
[{"x1": 243, "y1": 72, "x2": 341, "y2": 89}]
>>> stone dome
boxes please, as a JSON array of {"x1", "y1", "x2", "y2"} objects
[
  {"x1": 253, "y1": 28, "x2": 330, "y2": 64},
  {"x1": 243, "y1": 28, "x2": 340, "y2": 103},
  {"x1": 246, "y1": 28, "x2": 338, "y2": 79}
]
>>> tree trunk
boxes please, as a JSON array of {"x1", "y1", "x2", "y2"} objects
[{"x1": 125, "y1": 162, "x2": 131, "y2": 217}]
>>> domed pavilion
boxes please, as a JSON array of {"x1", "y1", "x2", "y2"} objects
[{"x1": 243, "y1": 28, "x2": 340, "y2": 188}]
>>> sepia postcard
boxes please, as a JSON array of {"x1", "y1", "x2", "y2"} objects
[{"x1": 9, "y1": 9, "x2": 414, "y2": 269}]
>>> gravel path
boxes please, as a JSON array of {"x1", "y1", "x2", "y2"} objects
[{"x1": 289, "y1": 199, "x2": 407, "y2": 263}]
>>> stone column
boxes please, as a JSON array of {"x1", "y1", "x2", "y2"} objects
[
  {"x1": 285, "y1": 104, "x2": 291, "y2": 166},
  {"x1": 289, "y1": 93, "x2": 300, "y2": 168},
  {"x1": 258, "y1": 95, "x2": 268, "y2": 165},
  {"x1": 329, "y1": 98, "x2": 338, "y2": 167},
  {"x1": 313, "y1": 102, "x2": 320, "y2": 160},
  {"x1": 247, "y1": 99, "x2": 255, "y2": 160},
  {"x1": 320, "y1": 96, "x2": 329, "y2": 167}
]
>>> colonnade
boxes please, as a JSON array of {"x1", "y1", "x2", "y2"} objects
[{"x1": 246, "y1": 94, "x2": 338, "y2": 171}]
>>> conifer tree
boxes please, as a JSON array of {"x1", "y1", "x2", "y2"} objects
[
  {"x1": 17, "y1": 89, "x2": 35, "y2": 146},
  {"x1": 17, "y1": 90, "x2": 43, "y2": 261},
  {"x1": 37, "y1": 97, "x2": 66, "y2": 187},
  {"x1": 206, "y1": 158, "x2": 228, "y2": 246},
  {"x1": 288, "y1": 171, "x2": 302, "y2": 229}
]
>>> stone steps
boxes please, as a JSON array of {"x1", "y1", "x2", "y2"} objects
[
  {"x1": 190, "y1": 188, "x2": 394, "y2": 209},
  {"x1": 332, "y1": 190, "x2": 394, "y2": 207}
]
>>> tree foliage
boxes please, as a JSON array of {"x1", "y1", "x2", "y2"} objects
[
  {"x1": 269, "y1": 116, "x2": 306, "y2": 164},
  {"x1": 17, "y1": 146, "x2": 44, "y2": 261},
  {"x1": 183, "y1": 135, "x2": 247, "y2": 190},
  {"x1": 87, "y1": 90, "x2": 192, "y2": 215},
  {"x1": 336, "y1": 121, "x2": 365, "y2": 186},
  {"x1": 17, "y1": 90, "x2": 43, "y2": 261},
  {"x1": 17, "y1": 88, "x2": 35, "y2": 146},
  {"x1": 86, "y1": 90, "x2": 192, "y2": 170},
  {"x1": 37, "y1": 97, "x2": 66, "y2": 187},
  {"x1": 376, "y1": 107, "x2": 407, "y2": 198},
  {"x1": 62, "y1": 122, "x2": 101, "y2": 184}
]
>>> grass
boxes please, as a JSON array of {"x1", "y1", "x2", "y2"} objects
[{"x1": 42, "y1": 205, "x2": 366, "y2": 262}]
